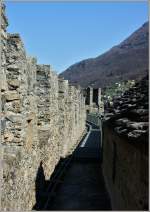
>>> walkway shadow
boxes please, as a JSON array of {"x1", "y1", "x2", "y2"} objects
[
  {"x1": 32, "y1": 161, "x2": 46, "y2": 210},
  {"x1": 32, "y1": 157, "x2": 70, "y2": 210},
  {"x1": 32, "y1": 124, "x2": 103, "y2": 210}
]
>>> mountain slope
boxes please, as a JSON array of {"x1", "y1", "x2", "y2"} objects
[{"x1": 60, "y1": 22, "x2": 149, "y2": 88}]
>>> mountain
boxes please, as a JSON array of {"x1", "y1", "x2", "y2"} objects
[{"x1": 60, "y1": 22, "x2": 149, "y2": 88}]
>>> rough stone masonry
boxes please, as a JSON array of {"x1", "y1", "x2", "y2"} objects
[
  {"x1": 102, "y1": 75, "x2": 148, "y2": 210},
  {"x1": 0, "y1": 3, "x2": 86, "y2": 210}
]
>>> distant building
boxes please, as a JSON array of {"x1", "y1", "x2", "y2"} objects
[{"x1": 84, "y1": 87, "x2": 104, "y2": 114}]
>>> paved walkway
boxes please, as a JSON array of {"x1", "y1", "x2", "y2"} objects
[{"x1": 46, "y1": 122, "x2": 111, "y2": 210}]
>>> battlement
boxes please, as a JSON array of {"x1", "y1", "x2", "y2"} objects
[{"x1": 1, "y1": 4, "x2": 86, "y2": 210}]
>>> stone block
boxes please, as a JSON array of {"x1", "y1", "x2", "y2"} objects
[
  {"x1": 126, "y1": 122, "x2": 148, "y2": 130},
  {"x1": 128, "y1": 130, "x2": 147, "y2": 139},
  {"x1": 5, "y1": 100, "x2": 21, "y2": 113},
  {"x1": 8, "y1": 79, "x2": 20, "y2": 89},
  {"x1": 5, "y1": 91, "x2": 20, "y2": 101},
  {"x1": 4, "y1": 132, "x2": 14, "y2": 142},
  {"x1": 6, "y1": 112, "x2": 22, "y2": 124}
]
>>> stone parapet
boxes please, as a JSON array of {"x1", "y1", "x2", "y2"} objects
[
  {"x1": 102, "y1": 76, "x2": 148, "y2": 210},
  {"x1": 1, "y1": 3, "x2": 86, "y2": 210}
]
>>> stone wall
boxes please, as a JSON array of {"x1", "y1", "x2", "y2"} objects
[
  {"x1": 84, "y1": 86, "x2": 103, "y2": 114},
  {"x1": 0, "y1": 3, "x2": 86, "y2": 210},
  {"x1": 102, "y1": 76, "x2": 148, "y2": 210}
]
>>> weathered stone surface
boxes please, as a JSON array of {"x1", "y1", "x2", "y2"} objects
[
  {"x1": 6, "y1": 112, "x2": 22, "y2": 124},
  {"x1": 126, "y1": 122, "x2": 148, "y2": 130},
  {"x1": 4, "y1": 132, "x2": 14, "y2": 142},
  {"x1": 104, "y1": 75, "x2": 148, "y2": 140},
  {"x1": 1, "y1": 3, "x2": 86, "y2": 211},
  {"x1": 102, "y1": 75, "x2": 148, "y2": 210},
  {"x1": 130, "y1": 108, "x2": 148, "y2": 116},
  {"x1": 5, "y1": 100, "x2": 21, "y2": 113},
  {"x1": 128, "y1": 130, "x2": 147, "y2": 139},
  {"x1": 5, "y1": 91, "x2": 20, "y2": 101},
  {"x1": 8, "y1": 79, "x2": 20, "y2": 89},
  {"x1": 114, "y1": 126, "x2": 128, "y2": 135},
  {"x1": 115, "y1": 118, "x2": 130, "y2": 126}
]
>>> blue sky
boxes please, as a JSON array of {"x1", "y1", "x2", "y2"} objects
[{"x1": 5, "y1": 1, "x2": 148, "y2": 73}]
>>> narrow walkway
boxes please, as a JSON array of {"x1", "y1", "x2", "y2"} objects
[{"x1": 46, "y1": 122, "x2": 111, "y2": 210}]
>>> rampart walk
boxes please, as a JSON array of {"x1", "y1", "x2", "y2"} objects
[{"x1": 0, "y1": 4, "x2": 86, "y2": 210}]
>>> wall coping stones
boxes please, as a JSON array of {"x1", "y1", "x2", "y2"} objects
[{"x1": 103, "y1": 76, "x2": 148, "y2": 144}]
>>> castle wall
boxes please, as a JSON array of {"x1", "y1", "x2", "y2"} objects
[
  {"x1": 0, "y1": 3, "x2": 86, "y2": 210},
  {"x1": 102, "y1": 122, "x2": 148, "y2": 210},
  {"x1": 102, "y1": 76, "x2": 148, "y2": 210}
]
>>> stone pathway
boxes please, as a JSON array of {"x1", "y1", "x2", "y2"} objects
[{"x1": 46, "y1": 122, "x2": 111, "y2": 210}]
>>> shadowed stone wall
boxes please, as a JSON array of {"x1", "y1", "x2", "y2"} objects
[
  {"x1": 102, "y1": 76, "x2": 148, "y2": 210},
  {"x1": 0, "y1": 3, "x2": 86, "y2": 210}
]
